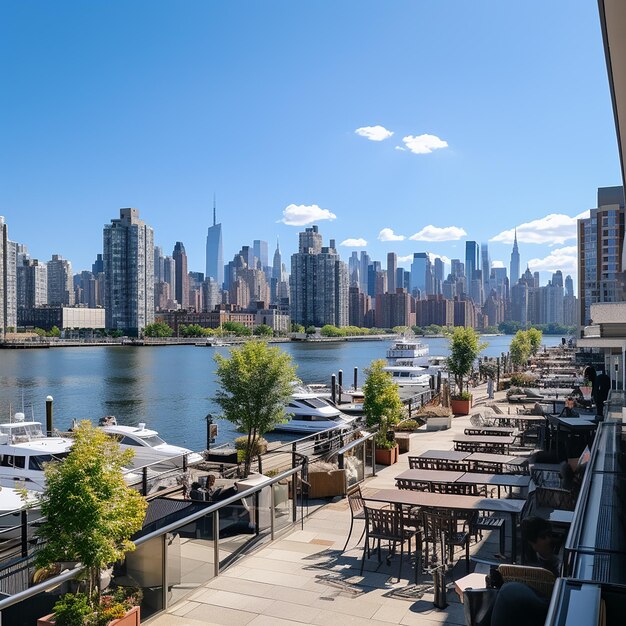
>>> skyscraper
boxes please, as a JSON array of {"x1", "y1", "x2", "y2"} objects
[
  {"x1": 480, "y1": 243, "x2": 491, "y2": 299},
  {"x1": 465, "y1": 241, "x2": 480, "y2": 283},
  {"x1": 103, "y1": 208, "x2": 154, "y2": 336},
  {"x1": 410, "y1": 252, "x2": 431, "y2": 296},
  {"x1": 578, "y1": 186, "x2": 625, "y2": 326},
  {"x1": 433, "y1": 257, "x2": 444, "y2": 295},
  {"x1": 205, "y1": 197, "x2": 224, "y2": 287},
  {"x1": 510, "y1": 229, "x2": 520, "y2": 287},
  {"x1": 173, "y1": 242, "x2": 189, "y2": 309},
  {"x1": 253, "y1": 240, "x2": 269, "y2": 271},
  {"x1": 359, "y1": 251, "x2": 371, "y2": 294},
  {"x1": 272, "y1": 239, "x2": 282, "y2": 281},
  {"x1": 17, "y1": 258, "x2": 47, "y2": 309},
  {"x1": 387, "y1": 252, "x2": 397, "y2": 294},
  {"x1": 0, "y1": 217, "x2": 17, "y2": 336},
  {"x1": 47, "y1": 254, "x2": 75, "y2": 306},
  {"x1": 290, "y1": 226, "x2": 348, "y2": 327}
]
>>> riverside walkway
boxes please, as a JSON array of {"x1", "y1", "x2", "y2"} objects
[{"x1": 150, "y1": 387, "x2": 515, "y2": 626}]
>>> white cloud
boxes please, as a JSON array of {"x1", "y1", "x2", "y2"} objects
[
  {"x1": 395, "y1": 146, "x2": 406, "y2": 151},
  {"x1": 527, "y1": 246, "x2": 578, "y2": 274},
  {"x1": 401, "y1": 134, "x2": 448, "y2": 154},
  {"x1": 278, "y1": 204, "x2": 337, "y2": 226},
  {"x1": 491, "y1": 211, "x2": 590, "y2": 245},
  {"x1": 492, "y1": 260, "x2": 505, "y2": 268},
  {"x1": 378, "y1": 228, "x2": 405, "y2": 242},
  {"x1": 354, "y1": 125, "x2": 394, "y2": 141},
  {"x1": 409, "y1": 225, "x2": 467, "y2": 242},
  {"x1": 340, "y1": 238, "x2": 368, "y2": 247},
  {"x1": 427, "y1": 252, "x2": 451, "y2": 266},
  {"x1": 397, "y1": 254, "x2": 414, "y2": 265}
]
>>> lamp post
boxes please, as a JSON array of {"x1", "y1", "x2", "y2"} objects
[{"x1": 205, "y1": 413, "x2": 215, "y2": 454}]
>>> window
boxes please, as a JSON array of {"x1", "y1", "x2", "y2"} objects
[{"x1": 120, "y1": 436, "x2": 143, "y2": 446}]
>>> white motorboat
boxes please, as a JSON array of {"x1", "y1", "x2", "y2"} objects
[
  {"x1": 0, "y1": 487, "x2": 40, "y2": 541},
  {"x1": 274, "y1": 385, "x2": 357, "y2": 434},
  {"x1": 98, "y1": 417, "x2": 203, "y2": 468},
  {"x1": 0, "y1": 413, "x2": 74, "y2": 492}
]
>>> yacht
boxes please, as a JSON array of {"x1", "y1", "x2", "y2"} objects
[
  {"x1": 98, "y1": 417, "x2": 204, "y2": 468},
  {"x1": 0, "y1": 487, "x2": 40, "y2": 541},
  {"x1": 275, "y1": 385, "x2": 357, "y2": 434},
  {"x1": 0, "y1": 413, "x2": 74, "y2": 492}
]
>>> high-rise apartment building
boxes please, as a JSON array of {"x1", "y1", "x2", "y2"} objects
[
  {"x1": 359, "y1": 251, "x2": 371, "y2": 295},
  {"x1": 47, "y1": 254, "x2": 75, "y2": 307},
  {"x1": 0, "y1": 217, "x2": 17, "y2": 336},
  {"x1": 510, "y1": 230, "x2": 520, "y2": 287},
  {"x1": 206, "y1": 199, "x2": 224, "y2": 287},
  {"x1": 387, "y1": 253, "x2": 397, "y2": 294},
  {"x1": 290, "y1": 226, "x2": 348, "y2": 327},
  {"x1": 578, "y1": 186, "x2": 625, "y2": 326},
  {"x1": 172, "y1": 242, "x2": 189, "y2": 309},
  {"x1": 103, "y1": 208, "x2": 154, "y2": 336},
  {"x1": 376, "y1": 288, "x2": 414, "y2": 328},
  {"x1": 17, "y1": 258, "x2": 47, "y2": 309}
]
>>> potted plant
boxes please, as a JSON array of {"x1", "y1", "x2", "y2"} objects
[
  {"x1": 35, "y1": 421, "x2": 147, "y2": 626},
  {"x1": 363, "y1": 360, "x2": 403, "y2": 464},
  {"x1": 446, "y1": 327, "x2": 486, "y2": 416}
]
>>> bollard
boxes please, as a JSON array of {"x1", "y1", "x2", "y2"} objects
[
  {"x1": 338, "y1": 369, "x2": 343, "y2": 404},
  {"x1": 353, "y1": 367, "x2": 358, "y2": 390},
  {"x1": 331, "y1": 374, "x2": 336, "y2": 405},
  {"x1": 46, "y1": 395, "x2": 54, "y2": 437}
]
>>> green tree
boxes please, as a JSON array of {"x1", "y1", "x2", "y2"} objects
[
  {"x1": 36, "y1": 421, "x2": 147, "y2": 601},
  {"x1": 362, "y1": 359, "x2": 404, "y2": 447},
  {"x1": 446, "y1": 327, "x2": 486, "y2": 396},
  {"x1": 143, "y1": 321, "x2": 174, "y2": 338},
  {"x1": 48, "y1": 326, "x2": 62, "y2": 338},
  {"x1": 510, "y1": 330, "x2": 532, "y2": 367},
  {"x1": 33, "y1": 327, "x2": 46, "y2": 337},
  {"x1": 305, "y1": 325, "x2": 317, "y2": 336},
  {"x1": 253, "y1": 324, "x2": 273, "y2": 337},
  {"x1": 291, "y1": 322, "x2": 305, "y2": 333},
  {"x1": 526, "y1": 327, "x2": 543, "y2": 355},
  {"x1": 214, "y1": 342, "x2": 297, "y2": 476},
  {"x1": 320, "y1": 324, "x2": 345, "y2": 337},
  {"x1": 222, "y1": 321, "x2": 252, "y2": 336}
]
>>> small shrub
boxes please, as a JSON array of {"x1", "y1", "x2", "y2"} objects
[
  {"x1": 510, "y1": 373, "x2": 537, "y2": 388},
  {"x1": 416, "y1": 405, "x2": 452, "y2": 418},
  {"x1": 393, "y1": 419, "x2": 420, "y2": 432},
  {"x1": 506, "y1": 387, "x2": 526, "y2": 399},
  {"x1": 451, "y1": 391, "x2": 472, "y2": 401},
  {"x1": 234, "y1": 436, "x2": 268, "y2": 456},
  {"x1": 498, "y1": 378, "x2": 512, "y2": 391}
]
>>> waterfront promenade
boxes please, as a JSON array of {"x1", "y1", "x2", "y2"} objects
[{"x1": 150, "y1": 387, "x2": 508, "y2": 626}]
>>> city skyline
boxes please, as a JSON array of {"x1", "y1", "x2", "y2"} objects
[{"x1": 1, "y1": 1, "x2": 622, "y2": 280}]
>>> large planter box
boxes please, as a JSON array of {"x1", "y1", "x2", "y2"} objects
[
  {"x1": 451, "y1": 398, "x2": 472, "y2": 416},
  {"x1": 425, "y1": 416, "x2": 452, "y2": 431},
  {"x1": 393, "y1": 432, "x2": 420, "y2": 453},
  {"x1": 375, "y1": 445, "x2": 399, "y2": 466},
  {"x1": 38, "y1": 605, "x2": 140, "y2": 626},
  {"x1": 307, "y1": 469, "x2": 346, "y2": 498}
]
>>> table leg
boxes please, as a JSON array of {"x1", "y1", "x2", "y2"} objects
[{"x1": 511, "y1": 513, "x2": 518, "y2": 562}]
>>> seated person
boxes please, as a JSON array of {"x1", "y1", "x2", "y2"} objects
[
  {"x1": 558, "y1": 397, "x2": 579, "y2": 417},
  {"x1": 520, "y1": 517, "x2": 561, "y2": 577},
  {"x1": 491, "y1": 582, "x2": 550, "y2": 626},
  {"x1": 189, "y1": 481, "x2": 208, "y2": 501}
]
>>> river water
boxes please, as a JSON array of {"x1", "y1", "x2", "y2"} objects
[{"x1": 0, "y1": 335, "x2": 564, "y2": 449}]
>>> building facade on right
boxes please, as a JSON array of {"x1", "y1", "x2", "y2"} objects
[
  {"x1": 103, "y1": 208, "x2": 155, "y2": 336},
  {"x1": 577, "y1": 186, "x2": 625, "y2": 327}
]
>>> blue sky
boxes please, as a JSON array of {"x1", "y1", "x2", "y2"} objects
[{"x1": 0, "y1": 1, "x2": 622, "y2": 286}]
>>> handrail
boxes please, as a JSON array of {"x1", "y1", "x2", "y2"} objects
[
  {"x1": 135, "y1": 465, "x2": 300, "y2": 546},
  {"x1": 334, "y1": 431, "x2": 376, "y2": 456},
  {"x1": 0, "y1": 464, "x2": 302, "y2": 614}
]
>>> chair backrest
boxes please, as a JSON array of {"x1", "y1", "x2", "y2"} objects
[
  {"x1": 346, "y1": 484, "x2": 364, "y2": 517},
  {"x1": 497, "y1": 564, "x2": 556, "y2": 598},
  {"x1": 431, "y1": 482, "x2": 482, "y2": 496},
  {"x1": 396, "y1": 478, "x2": 429, "y2": 491},
  {"x1": 364, "y1": 505, "x2": 404, "y2": 541},
  {"x1": 409, "y1": 456, "x2": 434, "y2": 470},
  {"x1": 433, "y1": 459, "x2": 470, "y2": 473},
  {"x1": 421, "y1": 508, "x2": 455, "y2": 540},
  {"x1": 471, "y1": 460, "x2": 503, "y2": 474}
]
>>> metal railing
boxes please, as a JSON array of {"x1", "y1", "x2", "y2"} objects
[{"x1": 0, "y1": 464, "x2": 305, "y2": 624}]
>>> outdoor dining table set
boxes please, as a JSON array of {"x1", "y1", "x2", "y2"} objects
[
  {"x1": 452, "y1": 434, "x2": 516, "y2": 454},
  {"x1": 410, "y1": 449, "x2": 530, "y2": 474}
]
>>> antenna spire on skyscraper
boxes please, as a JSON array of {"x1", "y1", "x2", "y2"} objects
[{"x1": 213, "y1": 193, "x2": 216, "y2": 226}]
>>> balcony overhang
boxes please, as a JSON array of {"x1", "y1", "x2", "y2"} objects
[{"x1": 599, "y1": 0, "x2": 626, "y2": 188}]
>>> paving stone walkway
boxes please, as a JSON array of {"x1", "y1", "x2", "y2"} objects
[{"x1": 149, "y1": 387, "x2": 521, "y2": 625}]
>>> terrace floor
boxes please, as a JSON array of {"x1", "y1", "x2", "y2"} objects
[{"x1": 149, "y1": 386, "x2": 528, "y2": 626}]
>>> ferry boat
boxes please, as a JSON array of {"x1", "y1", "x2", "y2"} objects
[
  {"x1": 384, "y1": 338, "x2": 435, "y2": 386},
  {"x1": 98, "y1": 417, "x2": 204, "y2": 468}
]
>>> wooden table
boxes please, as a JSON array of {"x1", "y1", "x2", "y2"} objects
[
  {"x1": 416, "y1": 450, "x2": 471, "y2": 462},
  {"x1": 364, "y1": 488, "x2": 526, "y2": 561},
  {"x1": 453, "y1": 435, "x2": 515, "y2": 454},
  {"x1": 466, "y1": 453, "x2": 529, "y2": 473},
  {"x1": 395, "y1": 469, "x2": 530, "y2": 498},
  {"x1": 464, "y1": 426, "x2": 515, "y2": 437}
]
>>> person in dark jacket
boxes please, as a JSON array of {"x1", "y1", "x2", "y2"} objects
[{"x1": 593, "y1": 370, "x2": 611, "y2": 418}]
